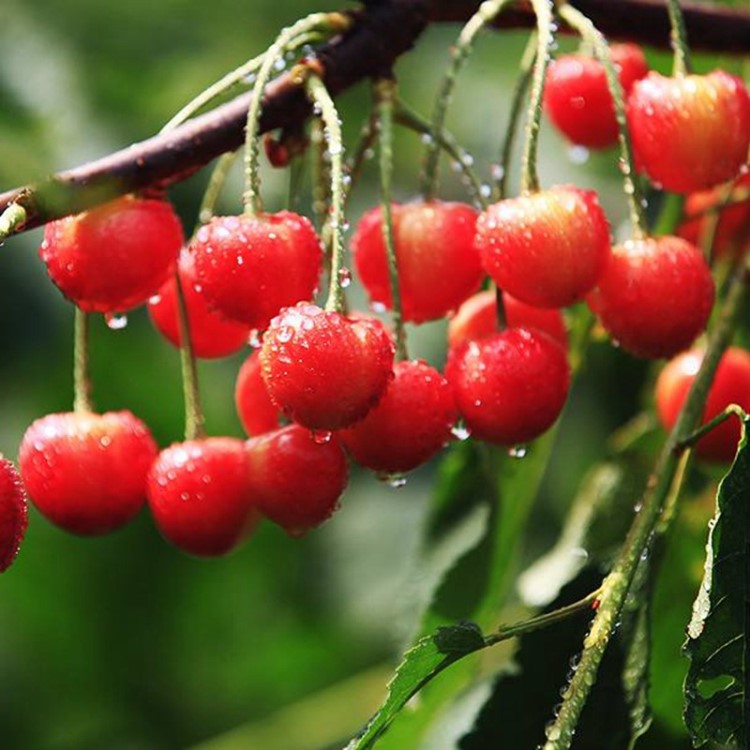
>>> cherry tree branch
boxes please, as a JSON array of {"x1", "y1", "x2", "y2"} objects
[{"x1": 1, "y1": 0, "x2": 749, "y2": 234}]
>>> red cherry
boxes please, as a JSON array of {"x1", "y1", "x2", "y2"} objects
[
  {"x1": 260, "y1": 303, "x2": 395, "y2": 430},
  {"x1": 40, "y1": 196, "x2": 183, "y2": 313},
  {"x1": 340, "y1": 360, "x2": 457, "y2": 473},
  {"x1": 544, "y1": 43, "x2": 648, "y2": 148},
  {"x1": 446, "y1": 328, "x2": 570, "y2": 445},
  {"x1": 147, "y1": 437, "x2": 258, "y2": 556},
  {"x1": 235, "y1": 351, "x2": 282, "y2": 437},
  {"x1": 246, "y1": 425, "x2": 348, "y2": 535},
  {"x1": 678, "y1": 171, "x2": 750, "y2": 258},
  {"x1": 448, "y1": 290, "x2": 567, "y2": 350},
  {"x1": 475, "y1": 186, "x2": 611, "y2": 308},
  {"x1": 190, "y1": 212, "x2": 322, "y2": 330},
  {"x1": 586, "y1": 236, "x2": 714, "y2": 359},
  {"x1": 656, "y1": 347, "x2": 750, "y2": 462},
  {"x1": 18, "y1": 411, "x2": 157, "y2": 535},
  {"x1": 352, "y1": 201, "x2": 482, "y2": 323},
  {"x1": 148, "y1": 250, "x2": 250, "y2": 358},
  {"x1": 0, "y1": 457, "x2": 28, "y2": 572},
  {"x1": 628, "y1": 71, "x2": 750, "y2": 193}
]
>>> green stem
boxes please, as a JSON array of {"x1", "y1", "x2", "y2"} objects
[
  {"x1": 666, "y1": 0, "x2": 692, "y2": 76},
  {"x1": 520, "y1": 0, "x2": 554, "y2": 194},
  {"x1": 73, "y1": 307, "x2": 94, "y2": 413},
  {"x1": 421, "y1": 0, "x2": 512, "y2": 201},
  {"x1": 0, "y1": 203, "x2": 27, "y2": 241},
  {"x1": 394, "y1": 100, "x2": 487, "y2": 208},
  {"x1": 677, "y1": 404, "x2": 747, "y2": 450},
  {"x1": 376, "y1": 79, "x2": 408, "y2": 361},
  {"x1": 541, "y1": 259, "x2": 749, "y2": 750},
  {"x1": 305, "y1": 74, "x2": 347, "y2": 315},
  {"x1": 311, "y1": 118, "x2": 330, "y2": 235},
  {"x1": 174, "y1": 270, "x2": 206, "y2": 440},
  {"x1": 558, "y1": 4, "x2": 648, "y2": 238},
  {"x1": 242, "y1": 13, "x2": 348, "y2": 215},
  {"x1": 494, "y1": 286, "x2": 507, "y2": 330},
  {"x1": 198, "y1": 152, "x2": 237, "y2": 226},
  {"x1": 496, "y1": 32, "x2": 537, "y2": 200},
  {"x1": 485, "y1": 589, "x2": 601, "y2": 646}
]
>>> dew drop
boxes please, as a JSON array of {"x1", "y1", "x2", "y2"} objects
[
  {"x1": 248, "y1": 329, "x2": 262, "y2": 348},
  {"x1": 508, "y1": 444, "x2": 528, "y2": 459},
  {"x1": 148, "y1": 294, "x2": 162, "y2": 305},
  {"x1": 490, "y1": 164, "x2": 505, "y2": 182},
  {"x1": 377, "y1": 472, "x2": 407, "y2": 488},
  {"x1": 451, "y1": 424, "x2": 471, "y2": 441},
  {"x1": 338, "y1": 267, "x2": 352, "y2": 288},
  {"x1": 105, "y1": 312, "x2": 128, "y2": 330},
  {"x1": 568, "y1": 145, "x2": 590, "y2": 164},
  {"x1": 311, "y1": 429, "x2": 332, "y2": 444},
  {"x1": 369, "y1": 301, "x2": 387, "y2": 314}
]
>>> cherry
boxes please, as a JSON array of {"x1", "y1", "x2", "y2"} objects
[
  {"x1": 351, "y1": 201, "x2": 482, "y2": 323},
  {"x1": 235, "y1": 351, "x2": 282, "y2": 437},
  {"x1": 148, "y1": 250, "x2": 250, "y2": 358},
  {"x1": 0, "y1": 457, "x2": 28, "y2": 572},
  {"x1": 260, "y1": 302, "x2": 395, "y2": 430},
  {"x1": 147, "y1": 437, "x2": 258, "y2": 557},
  {"x1": 448, "y1": 290, "x2": 567, "y2": 350},
  {"x1": 18, "y1": 411, "x2": 157, "y2": 535},
  {"x1": 340, "y1": 360, "x2": 457, "y2": 473},
  {"x1": 678, "y1": 171, "x2": 750, "y2": 258},
  {"x1": 475, "y1": 186, "x2": 611, "y2": 308},
  {"x1": 544, "y1": 43, "x2": 648, "y2": 149},
  {"x1": 627, "y1": 71, "x2": 750, "y2": 193},
  {"x1": 40, "y1": 195, "x2": 183, "y2": 313},
  {"x1": 656, "y1": 347, "x2": 750, "y2": 463},
  {"x1": 246, "y1": 424, "x2": 348, "y2": 535},
  {"x1": 190, "y1": 212, "x2": 322, "y2": 330},
  {"x1": 586, "y1": 236, "x2": 714, "y2": 359},
  {"x1": 446, "y1": 327, "x2": 570, "y2": 445}
]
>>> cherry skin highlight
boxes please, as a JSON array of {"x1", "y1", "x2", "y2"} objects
[
  {"x1": 475, "y1": 186, "x2": 611, "y2": 309},
  {"x1": 148, "y1": 250, "x2": 250, "y2": 358},
  {"x1": 628, "y1": 71, "x2": 750, "y2": 193},
  {"x1": 544, "y1": 43, "x2": 648, "y2": 149},
  {"x1": 147, "y1": 437, "x2": 258, "y2": 557},
  {"x1": 446, "y1": 327, "x2": 570, "y2": 445},
  {"x1": 260, "y1": 303, "x2": 395, "y2": 430},
  {"x1": 235, "y1": 351, "x2": 282, "y2": 437},
  {"x1": 340, "y1": 360, "x2": 458, "y2": 473},
  {"x1": 40, "y1": 196, "x2": 183, "y2": 314},
  {"x1": 246, "y1": 425, "x2": 349, "y2": 536},
  {"x1": 19, "y1": 411, "x2": 158, "y2": 535},
  {"x1": 190, "y1": 212, "x2": 322, "y2": 330},
  {"x1": 448, "y1": 290, "x2": 567, "y2": 350},
  {"x1": 656, "y1": 347, "x2": 750, "y2": 463},
  {"x1": 586, "y1": 236, "x2": 715, "y2": 359},
  {"x1": 0, "y1": 456, "x2": 28, "y2": 572},
  {"x1": 352, "y1": 201, "x2": 482, "y2": 323}
]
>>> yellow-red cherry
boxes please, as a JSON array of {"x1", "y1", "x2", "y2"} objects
[
  {"x1": 19, "y1": 411, "x2": 157, "y2": 535},
  {"x1": 475, "y1": 186, "x2": 611, "y2": 308},
  {"x1": 586, "y1": 236, "x2": 714, "y2": 359},
  {"x1": 352, "y1": 201, "x2": 482, "y2": 323},
  {"x1": 40, "y1": 196, "x2": 183, "y2": 313},
  {"x1": 246, "y1": 425, "x2": 348, "y2": 536},
  {"x1": 147, "y1": 437, "x2": 258, "y2": 557}
]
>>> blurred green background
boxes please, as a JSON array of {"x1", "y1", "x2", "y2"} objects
[{"x1": 0, "y1": 1, "x2": 730, "y2": 748}]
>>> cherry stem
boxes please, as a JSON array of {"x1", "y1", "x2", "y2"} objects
[
  {"x1": 376, "y1": 79, "x2": 408, "y2": 362},
  {"x1": 0, "y1": 203, "x2": 27, "y2": 242},
  {"x1": 311, "y1": 118, "x2": 331, "y2": 235},
  {"x1": 174, "y1": 268, "x2": 206, "y2": 441},
  {"x1": 73, "y1": 307, "x2": 94, "y2": 413},
  {"x1": 421, "y1": 0, "x2": 513, "y2": 202},
  {"x1": 496, "y1": 32, "x2": 537, "y2": 200},
  {"x1": 677, "y1": 404, "x2": 748, "y2": 450},
  {"x1": 242, "y1": 13, "x2": 349, "y2": 216},
  {"x1": 541, "y1": 258, "x2": 750, "y2": 750},
  {"x1": 558, "y1": 3, "x2": 648, "y2": 239},
  {"x1": 394, "y1": 100, "x2": 487, "y2": 209},
  {"x1": 520, "y1": 0, "x2": 555, "y2": 194},
  {"x1": 666, "y1": 0, "x2": 692, "y2": 76},
  {"x1": 304, "y1": 72, "x2": 347, "y2": 315},
  {"x1": 198, "y1": 152, "x2": 237, "y2": 226},
  {"x1": 494, "y1": 286, "x2": 508, "y2": 331}
]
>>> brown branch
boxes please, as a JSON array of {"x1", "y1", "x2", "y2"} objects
[{"x1": 2, "y1": 0, "x2": 749, "y2": 234}]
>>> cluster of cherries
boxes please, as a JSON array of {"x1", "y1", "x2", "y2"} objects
[{"x1": 2, "y1": 40, "x2": 750, "y2": 569}]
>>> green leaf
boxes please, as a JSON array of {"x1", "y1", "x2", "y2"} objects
[
  {"x1": 346, "y1": 624, "x2": 486, "y2": 750},
  {"x1": 683, "y1": 414, "x2": 750, "y2": 749}
]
